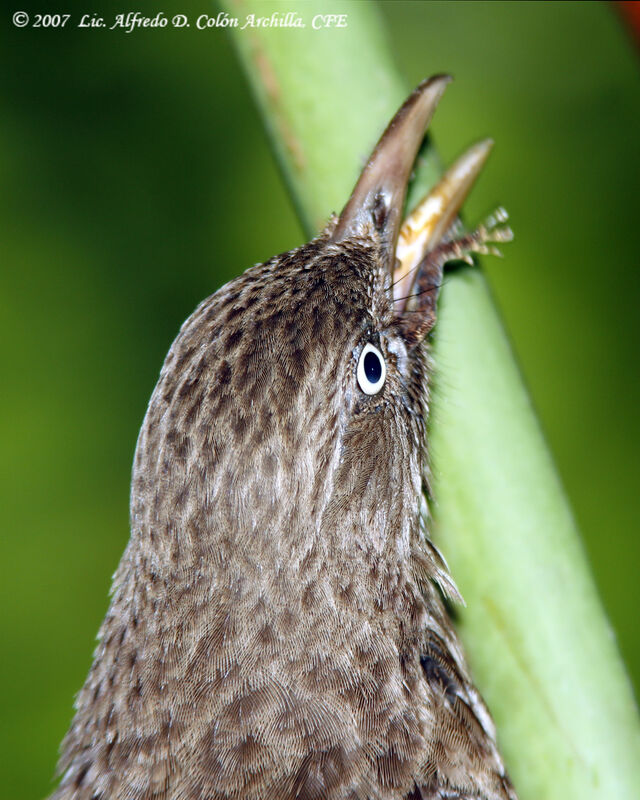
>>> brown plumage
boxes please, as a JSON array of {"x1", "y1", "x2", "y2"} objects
[{"x1": 51, "y1": 77, "x2": 517, "y2": 800}]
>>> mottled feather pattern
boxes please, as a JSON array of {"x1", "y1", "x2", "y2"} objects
[
  {"x1": 52, "y1": 227, "x2": 515, "y2": 800},
  {"x1": 51, "y1": 77, "x2": 517, "y2": 800}
]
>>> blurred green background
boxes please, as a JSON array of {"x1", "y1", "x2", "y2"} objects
[{"x1": 1, "y1": 2, "x2": 638, "y2": 797}]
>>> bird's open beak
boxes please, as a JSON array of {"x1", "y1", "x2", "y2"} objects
[
  {"x1": 332, "y1": 76, "x2": 511, "y2": 324},
  {"x1": 393, "y1": 140, "x2": 493, "y2": 309}
]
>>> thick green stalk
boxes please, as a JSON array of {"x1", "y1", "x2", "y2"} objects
[{"x1": 222, "y1": 1, "x2": 640, "y2": 797}]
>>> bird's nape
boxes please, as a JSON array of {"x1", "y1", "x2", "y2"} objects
[{"x1": 51, "y1": 77, "x2": 515, "y2": 800}]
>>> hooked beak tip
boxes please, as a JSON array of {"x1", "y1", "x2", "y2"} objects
[{"x1": 331, "y1": 75, "x2": 454, "y2": 261}]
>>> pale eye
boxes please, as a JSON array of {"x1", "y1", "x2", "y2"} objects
[{"x1": 357, "y1": 343, "x2": 386, "y2": 395}]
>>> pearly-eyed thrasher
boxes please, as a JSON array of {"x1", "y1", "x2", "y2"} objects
[{"x1": 51, "y1": 76, "x2": 516, "y2": 800}]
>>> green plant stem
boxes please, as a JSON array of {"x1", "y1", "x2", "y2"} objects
[{"x1": 222, "y1": 1, "x2": 640, "y2": 797}]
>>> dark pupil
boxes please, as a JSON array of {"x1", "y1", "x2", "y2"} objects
[{"x1": 364, "y1": 350, "x2": 382, "y2": 383}]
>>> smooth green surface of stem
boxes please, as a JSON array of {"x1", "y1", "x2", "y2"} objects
[
  {"x1": 224, "y1": 0, "x2": 441, "y2": 236},
  {"x1": 223, "y1": 1, "x2": 640, "y2": 798},
  {"x1": 430, "y1": 271, "x2": 640, "y2": 798}
]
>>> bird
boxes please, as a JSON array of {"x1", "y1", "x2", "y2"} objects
[{"x1": 50, "y1": 75, "x2": 516, "y2": 800}]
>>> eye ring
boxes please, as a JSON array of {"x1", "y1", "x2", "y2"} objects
[{"x1": 357, "y1": 343, "x2": 386, "y2": 395}]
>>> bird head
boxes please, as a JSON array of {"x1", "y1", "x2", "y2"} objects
[
  {"x1": 128, "y1": 75, "x2": 510, "y2": 594},
  {"x1": 56, "y1": 77, "x2": 515, "y2": 800}
]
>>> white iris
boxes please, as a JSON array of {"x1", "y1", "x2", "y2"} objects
[{"x1": 356, "y1": 343, "x2": 386, "y2": 395}]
